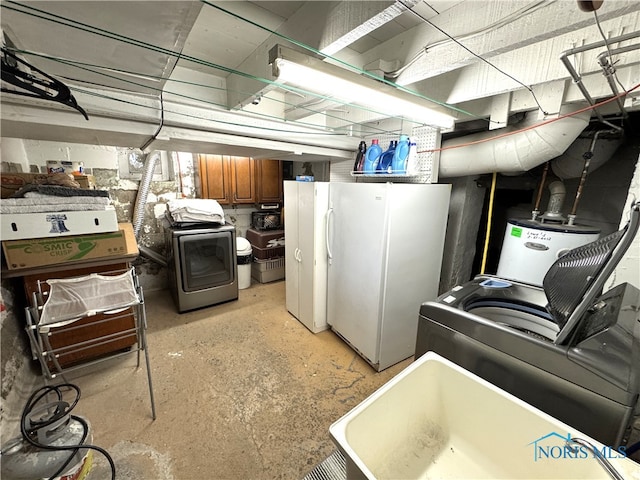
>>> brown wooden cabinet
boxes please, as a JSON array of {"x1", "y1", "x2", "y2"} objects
[
  {"x1": 256, "y1": 159, "x2": 283, "y2": 204},
  {"x1": 229, "y1": 156, "x2": 256, "y2": 204},
  {"x1": 199, "y1": 155, "x2": 283, "y2": 205},
  {"x1": 198, "y1": 154, "x2": 231, "y2": 204}
]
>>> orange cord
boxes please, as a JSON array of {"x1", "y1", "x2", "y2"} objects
[{"x1": 420, "y1": 81, "x2": 640, "y2": 154}]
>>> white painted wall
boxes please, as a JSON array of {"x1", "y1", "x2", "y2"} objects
[
  {"x1": 0, "y1": 138, "x2": 30, "y2": 172},
  {"x1": 1, "y1": 138, "x2": 120, "y2": 171}
]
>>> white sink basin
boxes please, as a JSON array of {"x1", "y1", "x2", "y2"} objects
[{"x1": 329, "y1": 352, "x2": 640, "y2": 479}]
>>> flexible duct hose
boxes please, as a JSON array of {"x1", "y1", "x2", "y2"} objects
[
  {"x1": 439, "y1": 106, "x2": 591, "y2": 178},
  {"x1": 132, "y1": 151, "x2": 160, "y2": 240}
]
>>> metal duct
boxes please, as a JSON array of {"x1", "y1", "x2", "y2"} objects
[
  {"x1": 551, "y1": 135, "x2": 624, "y2": 179},
  {"x1": 438, "y1": 106, "x2": 591, "y2": 178},
  {"x1": 131, "y1": 150, "x2": 168, "y2": 267},
  {"x1": 132, "y1": 150, "x2": 161, "y2": 239},
  {"x1": 139, "y1": 245, "x2": 168, "y2": 267}
]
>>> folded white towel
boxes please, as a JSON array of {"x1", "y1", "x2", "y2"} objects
[{"x1": 167, "y1": 199, "x2": 225, "y2": 224}]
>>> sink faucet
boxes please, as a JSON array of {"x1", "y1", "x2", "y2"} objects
[{"x1": 565, "y1": 437, "x2": 624, "y2": 480}]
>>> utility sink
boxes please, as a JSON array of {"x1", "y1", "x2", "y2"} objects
[{"x1": 329, "y1": 352, "x2": 640, "y2": 479}]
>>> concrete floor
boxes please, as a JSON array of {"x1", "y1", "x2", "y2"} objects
[
  {"x1": 12, "y1": 279, "x2": 410, "y2": 479},
  {"x1": 5, "y1": 278, "x2": 640, "y2": 479}
]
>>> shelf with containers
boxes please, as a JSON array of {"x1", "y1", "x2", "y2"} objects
[{"x1": 352, "y1": 125, "x2": 441, "y2": 184}]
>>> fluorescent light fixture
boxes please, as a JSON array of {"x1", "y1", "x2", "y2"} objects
[{"x1": 269, "y1": 45, "x2": 455, "y2": 129}]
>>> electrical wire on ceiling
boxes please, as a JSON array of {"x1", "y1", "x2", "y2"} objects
[
  {"x1": 140, "y1": 90, "x2": 163, "y2": 151},
  {"x1": 38, "y1": 50, "x2": 365, "y2": 134},
  {"x1": 68, "y1": 81, "x2": 408, "y2": 140},
  {"x1": 4, "y1": 0, "x2": 635, "y2": 145},
  {"x1": 200, "y1": 0, "x2": 483, "y2": 121},
  {"x1": 419, "y1": 80, "x2": 640, "y2": 155},
  {"x1": 25, "y1": 50, "x2": 400, "y2": 136},
  {"x1": 1, "y1": 1, "x2": 448, "y2": 135},
  {"x1": 387, "y1": 0, "x2": 552, "y2": 80},
  {"x1": 397, "y1": 0, "x2": 551, "y2": 116}
]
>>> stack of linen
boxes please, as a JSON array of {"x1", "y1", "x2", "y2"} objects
[
  {"x1": 0, "y1": 184, "x2": 118, "y2": 241},
  {"x1": 166, "y1": 199, "x2": 225, "y2": 224},
  {"x1": 1, "y1": 184, "x2": 111, "y2": 214}
]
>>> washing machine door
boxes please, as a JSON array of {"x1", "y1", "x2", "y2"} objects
[{"x1": 544, "y1": 226, "x2": 629, "y2": 343}]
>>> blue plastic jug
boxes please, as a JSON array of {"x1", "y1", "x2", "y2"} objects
[
  {"x1": 377, "y1": 141, "x2": 396, "y2": 173},
  {"x1": 363, "y1": 139, "x2": 382, "y2": 174},
  {"x1": 392, "y1": 135, "x2": 410, "y2": 174}
]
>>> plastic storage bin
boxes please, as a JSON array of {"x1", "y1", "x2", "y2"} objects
[
  {"x1": 236, "y1": 237, "x2": 252, "y2": 290},
  {"x1": 252, "y1": 257, "x2": 285, "y2": 283}
]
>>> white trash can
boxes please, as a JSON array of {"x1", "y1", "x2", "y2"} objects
[{"x1": 236, "y1": 237, "x2": 252, "y2": 290}]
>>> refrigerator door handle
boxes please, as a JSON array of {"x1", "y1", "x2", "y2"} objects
[{"x1": 325, "y1": 207, "x2": 334, "y2": 264}]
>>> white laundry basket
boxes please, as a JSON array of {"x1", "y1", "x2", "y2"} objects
[{"x1": 236, "y1": 237, "x2": 252, "y2": 290}]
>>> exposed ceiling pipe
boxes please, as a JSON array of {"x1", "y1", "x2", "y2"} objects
[
  {"x1": 567, "y1": 128, "x2": 618, "y2": 225},
  {"x1": 597, "y1": 42, "x2": 640, "y2": 118},
  {"x1": 438, "y1": 106, "x2": 591, "y2": 178},
  {"x1": 559, "y1": 30, "x2": 640, "y2": 131}
]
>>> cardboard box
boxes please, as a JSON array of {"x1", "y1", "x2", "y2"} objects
[
  {"x1": 2, "y1": 223, "x2": 137, "y2": 270},
  {"x1": 1, "y1": 173, "x2": 97, "y2": 198},
  {"x1": 72, "y1": 174, "x2": 97, "y2": 190},
  {"x1": 1, "y1": 207, "x2": 119, "y2": 241}
]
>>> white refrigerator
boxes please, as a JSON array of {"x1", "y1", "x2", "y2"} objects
[{"x1": 326, "y1": 182, "x2": 450, "y2": 371}]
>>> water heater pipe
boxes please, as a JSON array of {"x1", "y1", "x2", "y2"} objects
[
  {"x1": 567, "y1": 130, "x2": 609, "y2": 224},
  {"x1": 439, "y1": 106, "x2": 591, "y2": 178},
  {"x1": 541, "y1": 180, "x2": 566, "y2": 222},
  {"x1": 532, "y1": 161, "x2": 550, "y2": 220}
]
